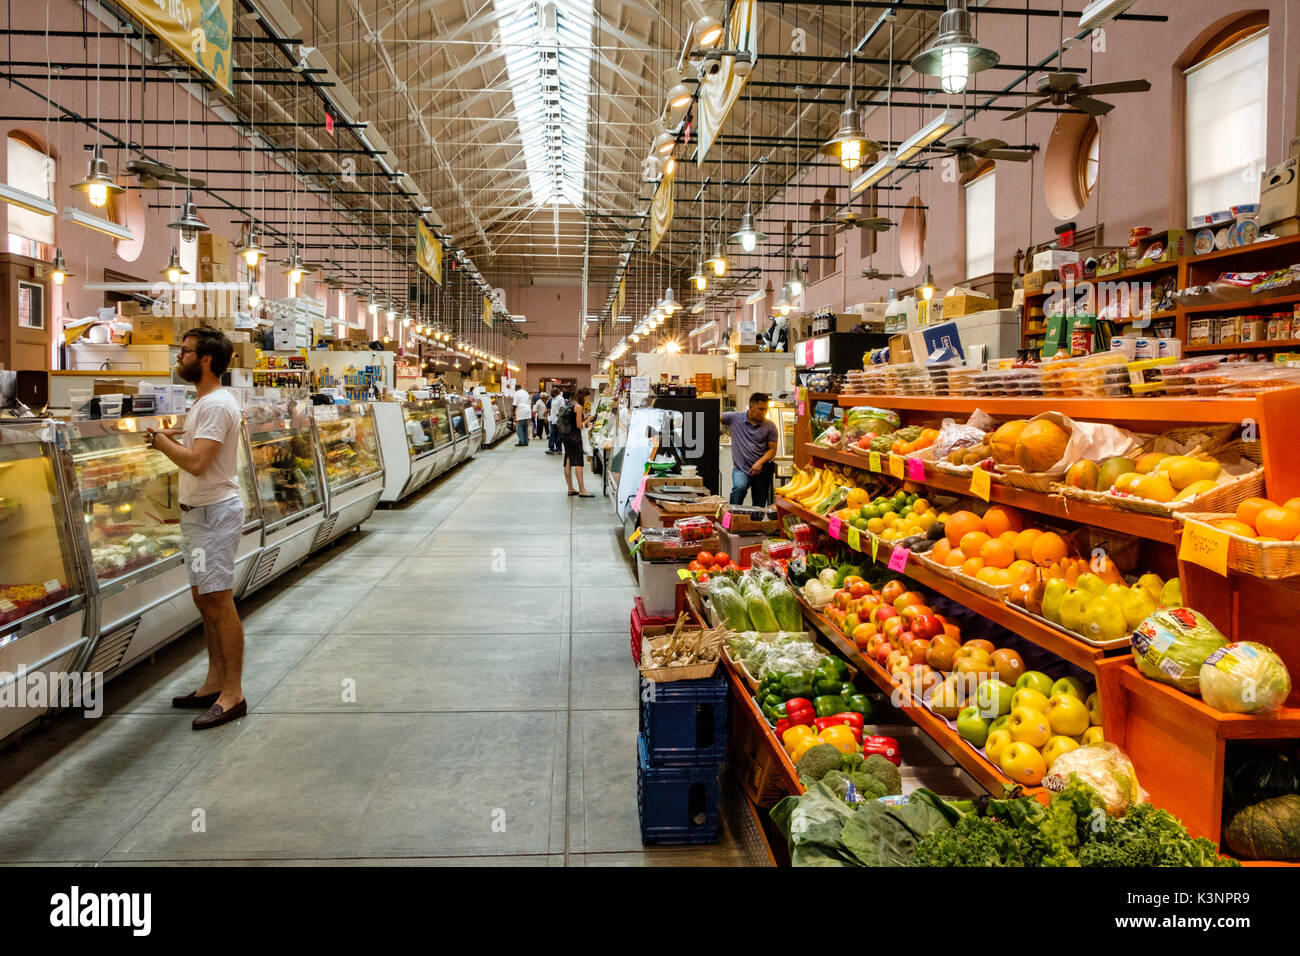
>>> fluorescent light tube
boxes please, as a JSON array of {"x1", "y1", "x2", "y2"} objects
[
  {"x1": 63, "y1": 206, "x2": 134, "y2": 241},
  {"x1": 0, "y1": 182, "x2": 56, "y2": 216},
  {"x1": 851, "y1": 155, "x2": 898, "y2": 194},
  {"x1": 894, "y1": 110, "x2": 959, "y2": 163},
  {"x1": 744, "y1": 290, "x2": 766, "y2": 305},
  {"x1": 1080, "y1": 0, "x2": 1139, "y2": 30}
]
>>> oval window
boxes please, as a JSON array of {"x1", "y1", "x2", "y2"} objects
[
  {"x1": 899, "y1": 197, "x2": 926, "y2": 277},
  {"x1": 1044, "y1": 114, "x2": 1099, "y2": 220},
  {"x1": 114, "y1": 185, "x2": 146, "y2": 262}
]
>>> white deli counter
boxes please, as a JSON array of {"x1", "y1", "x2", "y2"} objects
[{"x1": 309, "y1": 402, "x2": 385, "y2": 551}]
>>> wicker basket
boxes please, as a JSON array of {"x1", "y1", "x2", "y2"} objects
[
  {"x1": 1178, "y1": 513, "x2": 1300, "y2": 579},
  {"x1": 639, "y1": 635, "x2": 721, "y2": 682},
  {"x1": 1051, "y1": 465, "x2": 1265, "y2": 518},
  {"x1": 949, "y1": 567, "x2": 1012, "y2": 601},
  {"x1": 912, "y1": 550, "x2": 956, "y2": 580},
  {"x1": 996, "y1": 465, "x2": 1061, "y2": 493}
]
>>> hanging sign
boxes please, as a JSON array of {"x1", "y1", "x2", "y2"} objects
[
  {"x1": 649, "y1": 169, "x2": 675, "y2": 253},
  {"x1": 119, "y1": 0, "x2": 233, "y2": 95},
  {"x1": 482, "y1": 295, "x2": 493, "y2": 327},
  {"x1": 695, "y1": 0, "x2": 758, "y2": 166},
  {"x1": 612, "y1": 275, "x2": 625, "y2": 321},
  {"x1": 417, "y1": 220, "x2": 443, "y2": 285}
]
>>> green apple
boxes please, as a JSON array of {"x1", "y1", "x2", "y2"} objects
[
  {"x1": 985, "y1": 729, "x2": 1012, "y2": 765},
  {"x1": 1083, "y1": 594, "x2": 1128, "y2": 642},
  {"x1": 1136, "y1": 573, "x2": 1165, "y2": 603},
  {"x1": 1008, "y1": 706, "x2": 1051, "y2": 747},
  {"x1": 989, "y1": 714, "x2": 1011, "y2": 735},
  {"x1": 975, "y1": 679, "x2": 1015, "y2": 718},
  {"x1": 1045, "y1": 692, "x2": 1091, "y2": 736},
  {"x1": 1085, "y1": 691, "x2": 1103, "y2": 726},
  {"x1": 1042, "y1": 735, "x2": 1080, "y2": 770},
  {"x1": 956, "y1": 705, "x2": 991, "y2": 748},
  {"x1": 1051, "y1": 675, "x2": 1088, "y2": 700},
  {"x1": 1000, "y1": 741, "x2": 1047, "y2": 786},
  {"x1": 1058, "y1": 589, "x2": 1091, "y2": 634},
  {"x1": 1015, "y1": 670, "x2": 1054, "y2": 697},
  {"x1": 1011, "y1": 687, "x2": 1051, "y2": 714},
  {"x1": 1082, "y1": 726, "x2": 1105, "y2": 745}
]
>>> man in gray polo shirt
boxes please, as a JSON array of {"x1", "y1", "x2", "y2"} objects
[{"x1": 721, "y1": 392, "x2": 779, "y2": 507}]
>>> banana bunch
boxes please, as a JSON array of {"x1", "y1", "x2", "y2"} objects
[{"x1": 777, "y1": 465, "x2": 864, "y2": 511}]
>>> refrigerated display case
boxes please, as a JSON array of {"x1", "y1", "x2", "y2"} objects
[
  {"x1": 770, "y1": 402, "x2": 797, "y2": 480},
  {"x1": 239, "y1": 395, "x2": 327, "y2": 596},
  {"x1": 66, "y1": 414, "x2": 263, "y2": 681},
  {"x1": 446, "y1": 397, "x2": 474, "y2": 466},
  {"x1": 482, "y1": 393, "x2": 514, "y2": 445},
  {"x1": 373, "y1": 398, "x2": 457, "y2": 502},
  {"x1": 0, "y1": 420, "x2": 93, "y2": 744},
  {"x1": 308, "y1": 402, "x2": 385, "y2": 551}
]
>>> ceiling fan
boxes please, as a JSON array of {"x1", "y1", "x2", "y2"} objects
[
  {"x1": 279, "y1": 243, "x2": 327, "y2": 275},
  {"x1": 125, "y1": 156, "x2": 205, "y2": 189},
  {"x1": 931, "y1": 136, "x2": 1036, "y2": 173},
  {"x1": 835, "y1": 209, "x2": 895, "y2": 232},
  {"x1": 862, "y1": 266, "x2": 903, "y2": 280},
  {"x1": 1004, "y1": 0, "x2": 1149, "y2": 122}
]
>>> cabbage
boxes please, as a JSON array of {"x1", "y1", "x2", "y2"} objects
[
  {"x1": 1130, "y1": 607, "x2": 1228, "y2": 696},
  {"x1": 1199, "y1": 642, "x2": 1292, "y2": 714}
]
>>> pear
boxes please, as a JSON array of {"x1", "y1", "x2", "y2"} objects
[
  {"x1": 1042, "y1": 578, "x2": 1069, "y2": 623},
  {"x1": 1073, "y1": 572, "x2": 1108, "y2": 596},
  {"x1": 1098, "y1": 457, "x2": 1137, "y2": 491},
  {"x1": 1120, "y1": 584, "x2": 1157, "y2": 630},
  {"x1": 1058, "y1": 588, "x2": 1092, "y2": 634},
  {"x1": 1084, "y1": 594, "x2": 1129, "y2": 642},
  {"x1": 1160, "y1": 578, "x2": 1183, "y2": 608},
  {"x1": 1103, "y1": 582, "x2": 1131, "y2": 604},
  {"x1": 1136, "y1": 573, "x2": 1164, "y2": 602}
]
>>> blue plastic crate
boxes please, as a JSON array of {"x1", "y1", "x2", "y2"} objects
[
  {"x1": 639, "y1": 675, "x2": 728, "y2": 767},
  {"x1": 636, "y1": 735, "x2": 721, "y2": 845}
]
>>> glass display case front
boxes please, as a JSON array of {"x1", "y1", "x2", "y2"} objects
[
  {"x1": 315, "y1": 404, "x2": 383, "y2": 493},
  {"x1": 0, "y1": 424, "x2": 84, "y2": 635},
  {"x1": 244, "y1": 396, "x2": 323, "y2": 525},
  {"x1": 401, "y1": 399, "x2": 452, "y2": 457},
  {"x1": 447, "y1": 398, "x2": 471, "y2": 440}
]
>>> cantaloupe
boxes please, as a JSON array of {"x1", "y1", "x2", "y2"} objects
[
  {"x1": 1015, "y1": 419, "x2": 1071, "y2": 473},
  {"x1": 990, "y1": 420, "x2": 1029, "y2": 464}
]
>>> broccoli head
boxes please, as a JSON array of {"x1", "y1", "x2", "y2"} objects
[
  {"x1": 796, "y1": 744, "x2": 844, "y2": 784},
  {"x1": 864, "y1": 753, "x2": 903, "y2": 795},
  {"x1": 849, "y1": 772, "x2": 888, "y2": 801},
  {"x1": 839, "y1": 752, "x2": 867, "y2": 774}
]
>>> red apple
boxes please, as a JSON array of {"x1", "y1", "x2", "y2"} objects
[
  {"x1": 871, "y1": 605, "x2": 899, "y2": 627},
  {"x1": 865, "y1": 633, "x2": 888, "y2": 658},
  {"x1": 908, "y1": 613, "x2": 944, "y2": 641},
  {"x1": 852, "y1": 622, "x2": 879, "y2": 650},
  {"x1": 882, "y1": 617, "x2": 905, "y2": 644},
  {"x1": 842, "y1": 612, "x2": 862, "y2": 635},
  {"x1": 872, "y1": 641, "x2": 894, "y2": 667},
  {"x1": 880, "y1": 580, "x2": 906, "y2": 605},
  {"x1": 905, "y1": 637, "x2": 931, "y2": 665},
  {"x1": 893, "y1": 590, "x2": 927, "y2": 611},
  {"x1": 963, "y1": 638, "x2": 996, "y2": 655}
]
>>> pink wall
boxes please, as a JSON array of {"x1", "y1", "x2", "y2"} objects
[{"x1": 501, "y1": 283, "x2": 605, "y2": 388}]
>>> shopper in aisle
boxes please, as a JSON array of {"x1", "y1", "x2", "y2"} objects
[
  {"x1": 532, "y1": 393, "x2": 547, "y2": 439},
  {"x1": 547, "y1": 387, "x2": 565, "y2": 455},
  {"x1": 721, "y1": 393, "x2": 779, "y2": 507},
  {"x1": 512, "y1": 382, "x2": 532, "y2": 445},
  {"x1": 144, "y1": 328, "x2": 247, "y2": 730},
  {"x1": 562, "y1": 387, "x2": 593, "y2": 497}
]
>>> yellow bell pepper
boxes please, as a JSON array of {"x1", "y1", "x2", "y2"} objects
[
  {"x1": 787, "y1": 732, "x2": 821, "y2": 764},
  {"x1": 818, "y1": 724, "x2": 859, "y2": 754},
  {"x1": 782, "y1": 724, "x2": 818, "y2": 755}
]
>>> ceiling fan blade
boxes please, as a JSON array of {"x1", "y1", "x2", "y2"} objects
[
  {"x1": 1003, "y1": 99, "x2": 1051, "y2": 121},
  {"x1": 1071, "y1": 96, "x2": 1116, "y2": 116},
  {"x1": 983, "y1": 150, "x2": 1034, "y2": 162},
  {"x1": 1075, "y1": 79, "x2": 1151, "y2": 96},
  {"x1": 970, "y1": 139, "x2": 1009, "y2": 153},
  {"x1": 958, "y1": 153, "x2": 976, "y2": 175}
]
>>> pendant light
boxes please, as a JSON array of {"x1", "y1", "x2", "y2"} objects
[
  {"x1": 787, "y1": 262, "x2": 805, "y2": 298},
  {"x1": 686, "y1": 1, "x2": 724, "y2": 48},
  {"x1": 282, "y1": 250, "x2": 307, "y2": 286},
  {"x1": 706, "y1": 236, "x2": 728, "y2": 277},
  {"x1": 910, "y1": 0, "x2": 1000, "y2": 95},
  {"x1": 820, "y1": 93, "x2": 877, "y2": 172},
  {"x1": 167, "y1": 189, "x2": 208, "y2": 243},
  {"x1": 72, "y1": 145, "x2": 124, "y2": 208},
  {"x1": 367, "y1": 292, "x2": 379, "y2": 316},
  {"x1": 161, "y1": 248, "x2": 188, "y2": 284},
  {"x1": 651, "y1": 120, "x2": 675, "y2": 157},
  {"x1": 240, "y1": 226, "x2": 266, "y2": 268},
  {"x1": 730, "y1": 206, "x2": 766, "y2": 253},
  {"x1": 663, "y1": 67, "x2": 693, "y2": 119},
  {"x1": 920, "y1": 265, "x2": 936, "y2": 301},
  {"x1": 775, "y1": 285, "x2": 792, "y2": 316},
  {"x1": 47, "y1": 248, "x2": 73, "y2": 286},
  {"x1": 247, "y1": 284, "x2": 262, "y2": 309}
]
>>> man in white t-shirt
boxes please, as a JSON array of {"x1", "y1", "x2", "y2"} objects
[
  {"x1": 512, "y1": 384, "x2": 532, "y2": 445},
  {"x1": 546, "y1": 388, "x2": 565, "y2": 455},
  {"x1": 145, "y1": 328, "x2": 248, "y2": 731}
]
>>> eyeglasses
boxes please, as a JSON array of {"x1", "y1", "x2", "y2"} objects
[{"x1": 178, "y1": 346, "x2": 197, "y2": 355}]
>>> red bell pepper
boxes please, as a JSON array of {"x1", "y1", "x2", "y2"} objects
[
  {"x1": 862, "y1": 734, "x2": 901, "y2": 766},
  {"x1": 774, "y1": 718, "x2": 792, "y2": 739},
  {"x1": 784, "y1": 698, "x2": 815, "y2": 726}
]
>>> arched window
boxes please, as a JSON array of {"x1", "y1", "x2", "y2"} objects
[
  {"x1": 808, "y1": 198, "x2": 821, "y2": 282},
  {"x1": 1184, "y1": 15, "x2": 1268, "y2": 224},
  {"x1": 1079, "y1": 122, "x2": 1100, "y2": 207},
  {"x1": 6, "y1": 132, "x2": 55, "y2": 258},
  {"x1": 899, "y1": 197, "x2": 926, "y2": 278},
  {"x1": 821, "y1": 187, "x2": 837, "y2": 279}
]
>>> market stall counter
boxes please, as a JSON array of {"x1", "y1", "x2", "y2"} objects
[
  {"x1": 309, "y1": 402, "x2": 385, "y2": 551},
  {"x1": 446, "y1": 396, "x2": 478, "y2": 465},
  {"x1": 373, "y1": 398, "x2": 457, "y2": 503},
  {"x1": 0, "y1": 420, "x2": 93, "y2": 744}
]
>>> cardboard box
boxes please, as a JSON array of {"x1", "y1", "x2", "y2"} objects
[
  {"x1": 117, "y1": 300, "x2": 144, "y2": 317},
  {"x1": 229, "y1": 341, "x2": 258, "y2": 369},
  {"x1": 198, "y1": 260, "x2": 231, "y2": 284},
  {"x1": 645, "y1": 476, "x2": 704, "y2": 493},
  {"x1": 1033, "y1": 249, "x2": 1079, "y2": 272},
  {"x1": 131, "y1": 314, "x2": 177, "y2": 345},
  {"x1": 888, "y1": 333, "x2": 912, "y2": 364},
  {"x1": 93, "y1": 379, "x2": 140, "y2": 396},
  {"x1": 138, "y1": 382, "x2": 188, "y2": 414},
  {"x1": 1260, "y1": 156, "x2": 1299, "y2": 226},
  {"x1": 1269, "y1": 217, "x2": 1300, "y2": 237},
  {"x1": 196, "y1": 233, "x2": 228, "y2": 268},
  {"x1": 941, "y1": 292, "x2": 997, "y2": 318},
  {"x1": 1023, "y1": 270, "x2": 1056, "y2": 295}
]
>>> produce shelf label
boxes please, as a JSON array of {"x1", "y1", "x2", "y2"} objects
[
  {"x1": 905, "y1": 457, "x2": 925, "y2": 481},
  {"x1": 721, "y1": 511, "x2": 733, "y2": 530},
  {"x1": 627, "y1": 527, "x2": 644, "y2": 556},
  {"x1": 887, "y1": 546, "x2": 909, "y2": 572},
  {"x1": 888, "y1": 455, "x2": 904, "y2": 479},
  {"x1": 1179, "y1": 520, "x2": 1230, "y2": 576},
  {"x1": 827, "y1": 516, "x2": 843, "y2": 540},
  {"x1": 970, "y1": 466, "x2": 992, "y2": 502},
  {"x1": 632, "y1": 475, "x2": 648, "y2": 511},
  {"x1": 871, "y1": 536, "x2": 879, "y2": 563},
  {"x1": 677, "y1": 569, "x2": 694, "y2": 581},
  {"x1": 868, "y1": 451, "x2": 882, "y2": 472},
  {"x1": 846, "y1": 526, "x2": 861, "y2": 551}
]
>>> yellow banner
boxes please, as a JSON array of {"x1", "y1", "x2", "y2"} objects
[
  {"x1": 483, "y1": 295, "x2": 493, "y2": 327},
  {"x1": 696, "y1": 0, "x2": 757, "y2": 166},
  {"x1": 119, "y1": 0, "x2": 233, "y2": 95},
  {"x1": 612, "y1": 276, "x2": 625, "y2": 322},
  {"x1": 417, "y1": 220, "x2": 443, "y2": 285},
  {"x1": 649, "y1": 169, "x2": 675, "y2": 253}
]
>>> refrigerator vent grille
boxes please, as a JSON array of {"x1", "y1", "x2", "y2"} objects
[
  {"x1": 312, "y1": 515, "x2": 338, "y2": 550},
  {"x1": 245, "y1": 546, "x2": 282, "y2": 593},
  {"x1": 85, "y1": 620, "x2": 139, "y2": 676}
]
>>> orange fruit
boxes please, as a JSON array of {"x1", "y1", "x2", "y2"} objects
[
  {"x1": 960, "y1": 557, "x2": 985, "y2": 578},
  {"x1": 945, "y1": 510, "x2": 986, "y2": 548},
  {"x1": 1212, "y1": 519, "x2": 1257, "y2": 537},
  {"x1": 1009, "y1": 559, "x2": 1036, "y2": 576},
  {"x1": 1255, "y1": 507, "x2": 1300, "y2": 540},
  {"x1": 983, "y1": 506, "x2": 1025, "y2": 537},
  {"x1": 998, "y1": 530, "x2": 1019, "y2": 545},
  {"x1": 1012, "y1": 528, "x2": 1043, "y2": 561},
  {"x1": 931, "y1": 539, "x2": 952, "y2": 562},
  {"x1": 1030, "y1": 531, "x2": 1068, "y2": 565},
  {"x1": 1294, "y1": 532, "x2": 1300, "y2": 543},
  {"x1": 1284, "y1": 497, "x2": 1300, "y2": 513},
  {"x1": 1235, "y1": 497, "x2": 1277, "y2": 531},
  {"x1": 959, "y1": 531, "x2": 992, "y2": 557},
  {"x1": 979, "y1": 539, "x2": 1016, "y2": 569},
  {"x1": 944, "y1": 548, "x2": 968, "y2": 568}
]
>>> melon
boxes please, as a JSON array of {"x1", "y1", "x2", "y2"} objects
[
  {"x1": 1014, "y1": 419, "x2": 1071, "y2": 473},
  {"x1": 989, "y1": 420, "x2": 1029, "y2": 465}
]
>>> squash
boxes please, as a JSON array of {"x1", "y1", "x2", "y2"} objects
[{"x1": 1225, "y1": 794, "x2": 1300, "y2": 861}]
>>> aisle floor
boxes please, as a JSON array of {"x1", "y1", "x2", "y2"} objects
[{"x1": 0, "y1": 440, "x2": 754, "y2": 866}]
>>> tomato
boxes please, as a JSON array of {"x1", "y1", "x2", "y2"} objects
[
  {"x1": 687, "y1": 561, "x2": 702, "y2": 572},
  {"x1": 698, "y1": 571, "x2": 710, "y2": 583},
  {"x1": 712, "y1": 553, "x2": 731, "y2": 567},
  {"x1": 697, "y1": 551, "x2": 714, "y2": 566}
]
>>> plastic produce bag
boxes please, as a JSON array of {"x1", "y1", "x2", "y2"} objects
[
  {"x1": 708, "y1": 579, "x2": 753, "y2": 631},
  {"x1": 741, "y1": 578, "x2": 780, "y2": 632},
  {"x1": 1042, "y1": 743, "x2": 1148, "y2": 816},
  {"x1": 1131, "y1": 607, "x2": 1229, "y2": 696},
  {"x1": 761, "y1": 575, "x2": 804, "y2": 632},
  {"x1": 932, "y1": 418, "x2": 987, "y2": 461},
  {"x1": 1200, "y1": 642, "x2": 1292, "y2": 714}
]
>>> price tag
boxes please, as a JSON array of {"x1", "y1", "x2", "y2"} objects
[
  {"x1": 677, "y1": 569, "x2": 694, "y2": 581},
  {"x1": 43, "y1": 579, "x2": 61, "y2": 593},
  {"x1": 721, "y1": 511, "x2": 733, "y2": 530},
  {"x1": 888, "y1": 454, "x2": 904, "y2": 479},
  {"x1": 827, "y1": 516, "x2": 843, "y2": 540},
  {"x1": 871, "y1": 536, "x2": 880, "y2": 563},
  {"x1": 846, "y1": 526, "x2": 861, "y2": 552},
  {"x1": 0, "y1": 599, "x2": 16, "y2": 613},
  {"x1": 868, "y1": 451, "x2": 882, "y2": 473},
  {"x1": 632, "y1": 474, "x2": 648, "y2": 511},
  {"x1": 888, "y1": 546, "x2": 910, "y2": 573},
  {"x1": 1179, "y1": 521, "x2": 1230, "y2": 576},
  {"x1": 797, "y1": 400, "x2": 806, "y2": 416},
  {"x1": 905, "y1": 457, "x2": 925, "y2": 481},
  {"x1": 627, "y1": 527, "x2": 644, "y2": 556},
  {"x1": 970, "y1": 466, "x2": 992, "y2": 502}
]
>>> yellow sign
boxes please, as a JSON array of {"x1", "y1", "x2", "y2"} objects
[
  {"x1": 846, "y1": 526, "x2": 861, "y2": 552},
  {"x1": 119, "y1": 0, "x2": 233, "y2": 94},
  {"x1": 871, "y1": 535, "x2": 879, "y2": 563},
  {"x1": 417, "y1": 220, "x2": 443, "y2": 285},
  {"x1": 612, "y1": 275, "x2": 625, "y2": 322},
  {"x1": 696, "y1": 0, "x2": 757, "y2": 165},
  {"x1": 482, "y1": 295, "x2": 493, "y2": 327},
  {"x1": 868, "y1": 451, "x2": 882, "y2": 473},
  {"x1": 649, "y1": 169, "x2": 675, "y2": 253},
  {"x1": 1180, "y1": 520, "x2": 1231, "y2": 576},
  {"x1": 888, "y1": 454, "x2": 904, "y2": 479},
  {"x1": 970, "y1": 466, "x2": 992, "y2": 502}
]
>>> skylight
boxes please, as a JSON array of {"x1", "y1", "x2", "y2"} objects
[{"x1": 493, "y1": 0, "x2": 593, "y2": 207}]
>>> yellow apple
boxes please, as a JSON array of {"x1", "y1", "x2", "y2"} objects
[
  {"x1": 985, "y1": 729, "x2": 1013, "y2": 766},
  {"x1": 1008, "y1": 706, "x2": 1052, "y2": 748},
  {"x1": 1010, "y1": 687, "x2": 1050, "y2": 715},
  {"x1": 1085, "y1": 691, "x2": 1103, "y2": 726},
  {"x1": 1082, "y1": 726, "x2": 1105, "y2": 745},
  {"x1": 1044, "y1": 693, "x2": 1091, "y2": 737},
  {"x1": 1050, "y1": 676, "x2": 1088, "y2": 700},
  {"x1": 1000, "y1": 741, "x2": 1047, "y2": 786},
  {"x1": 1041, "y1": 735, "x2": 1080, "y2": 770}
]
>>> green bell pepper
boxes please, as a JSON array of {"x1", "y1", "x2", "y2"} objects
[
  {"x1": 762, "y1": 692, "x2": 784, "y2": 711},
  {"x1": 838, "y1": 681, "x2": 858, "y2": 699},
  {"x1": 844, "y1": 694, "x2": 875, "y2": 721},
  {"x1": 813, "y1": 694, "x2": 848, "y2": 718},
  {"x1": 816, "y1": 656, "x2": 851, "y2": 682},
  {"x1": 812, "y1": 674, "x2": 845, "y2": 698},
  {"x1": 778, "y1": 671, "x2": 814, "y2": 700}
]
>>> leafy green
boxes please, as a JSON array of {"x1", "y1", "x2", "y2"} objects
[
  {"x1": 840, "y1": 790, "x2": 957, "y2": 867},
  {"x1": 770, "y1": 783, "x2": 859, "y2": 867}
]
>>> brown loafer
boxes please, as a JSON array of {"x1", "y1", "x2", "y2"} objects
[
  {"x1": 172, "y1": 691, "x2": 220, "y2": 709},
  {"x1": 192, "y1": 699, "x2": 248, "y2": 730}
]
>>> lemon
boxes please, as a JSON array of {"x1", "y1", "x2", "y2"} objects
[{"x1": 866, "y1": 518, "x2": 885, "y2": 535}]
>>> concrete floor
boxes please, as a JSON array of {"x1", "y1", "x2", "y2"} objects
[{"x1": 0, "y1": 438, "x2": 751, "y2": 866}]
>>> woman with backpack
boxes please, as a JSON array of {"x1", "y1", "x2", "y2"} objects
[{"x1": 561, "y1": 387, "x2": 593, "y2": 497}]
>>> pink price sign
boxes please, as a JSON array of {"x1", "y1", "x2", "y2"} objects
[
  {"x1": 721, "y1": 511, "x2": 733, "y2": 530},
  {"x1": 905, "y1": 457, "x2": 925, "y2": 481},
  {"x1": 887, "y1": 546, "x2": 909, "y2": 572},
  {"x1": 797, "y1": 401, "x2": 806, "y2": 415},
  {"x1": 827, "y1": 516, "x2": 843, "y2": 540},
  {"x1": 632, "y1": 475, "x2": 648, "y2": 511}
]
